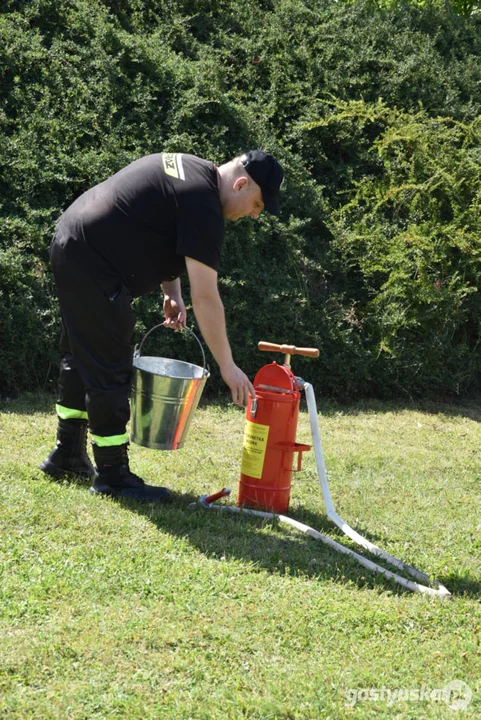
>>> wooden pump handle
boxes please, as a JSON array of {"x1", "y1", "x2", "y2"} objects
[{"x1": 258, "y1": 341, "x2": 320, "y2": 358}]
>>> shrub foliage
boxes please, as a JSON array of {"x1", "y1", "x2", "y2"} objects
[{"x1": 1, "y1": 0, "x2": 480, "y2": 398}]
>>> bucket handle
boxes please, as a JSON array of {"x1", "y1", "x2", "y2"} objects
[{"x1": 134, "y1": 324, "x2": 209, "y2": 377}]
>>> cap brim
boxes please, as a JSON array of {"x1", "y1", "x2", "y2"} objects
[{"x1": 263, "y1": 191, "x2": 280, "y2": 217}]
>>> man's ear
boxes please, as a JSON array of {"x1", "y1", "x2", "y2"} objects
[{"x1": 233, "y1": 176, "x2": 249, "y2": 193}]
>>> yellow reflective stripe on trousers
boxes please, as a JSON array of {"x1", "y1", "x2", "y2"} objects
[
  {"x1": 56, "y1": 404, "x2": 88, "y2": 421},
  {"x1": 91, "y1": 433, "x2": 130, "y2": 447}
]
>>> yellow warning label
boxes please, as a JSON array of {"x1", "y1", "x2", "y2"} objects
[{"x1": 240, "y1": 420, "x2": 270, "y2": 479}]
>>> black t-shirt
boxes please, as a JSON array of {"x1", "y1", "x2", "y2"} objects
[{"x1": 58, "y1": 153, "x2": 224, "y2": 297}]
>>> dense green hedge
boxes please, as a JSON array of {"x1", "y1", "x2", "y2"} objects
[{"x1": 1, "y1": 0, "x2": 480, "y2": 399}]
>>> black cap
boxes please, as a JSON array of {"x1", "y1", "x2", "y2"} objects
[{"x1": 241, "y1": 150, "x2": 284, "y2": 216}]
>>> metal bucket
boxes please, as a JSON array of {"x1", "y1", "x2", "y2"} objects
[{"x1": 130, "y1": 325, "x2": 209, "y2": 451}]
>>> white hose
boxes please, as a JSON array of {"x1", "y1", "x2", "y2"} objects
[
  {"x1": 301, "y1": 381, "x2": 450, "y2": 597},
  {"x1": 209, "y1": 505, "x2": 451, "y2": 597}
]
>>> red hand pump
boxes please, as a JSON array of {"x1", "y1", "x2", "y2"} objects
[{"x1": 237, "y1": 341, "x2": 319, "y2": 513}]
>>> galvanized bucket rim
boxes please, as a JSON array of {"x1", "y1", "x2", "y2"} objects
[
  {"x1": 133, "y1": 324, "x2": 209, "y2": 377},
  {"x1": 133, "y1": 355, "x2": 209, "y2": 381}
]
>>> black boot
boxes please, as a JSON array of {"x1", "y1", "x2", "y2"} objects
[
  {"x1": 40, "y1": 418, "x2": 96, "y2": 480},
  {"x1": 90, "y1": 443, "x2": 173, "y2": 503}
]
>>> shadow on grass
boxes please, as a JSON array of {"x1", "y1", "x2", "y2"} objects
[
  {"x1": 11, "y1": 388, "x2": 480, "y2": 598},
  {"x1": 435, "y1": 572, "x2": 481, "y2": 598},
  {"x1": 205, "y1": 394, "x2": 481, "y2": 423},
  {"x1": 3, "y1": 391, "x2": 481, "y2": 423},
  {"x1": 288, "y1": 506, "x2": 389, "y2": 544},
  {"x1": 36, "y1": 467, "x2": 478, "y2": 599},
  {"x1": 111, "y1": 490, "x2": 477, "y2": 599},
  {"x1": 0, "y1": 392, "x2": 55, "y2": 416}
]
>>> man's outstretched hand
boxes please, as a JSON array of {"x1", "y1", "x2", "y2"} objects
[{"x1": 220, "y1": 363, "x2": 255, "y2": 408}]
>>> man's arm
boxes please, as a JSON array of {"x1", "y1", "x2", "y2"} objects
[
  {"x1": 185, "y1": 256, "x2": 254, "y2": 407},
  {"x1": 161, "y1": 278, "x2": 186, "y2": 329}
]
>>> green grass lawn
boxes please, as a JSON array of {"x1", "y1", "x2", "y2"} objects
[{"x1": 1, "y1": 392, "x2": 480, "y2": 719}]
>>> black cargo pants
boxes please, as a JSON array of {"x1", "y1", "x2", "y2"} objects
[{"x1": 49, "y1": 225, "x2": 136, "y2": 444}]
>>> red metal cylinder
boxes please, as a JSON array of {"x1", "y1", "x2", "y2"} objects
[{"x1": 238, "y1": 362, "x2": 308, "y2": 514}]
